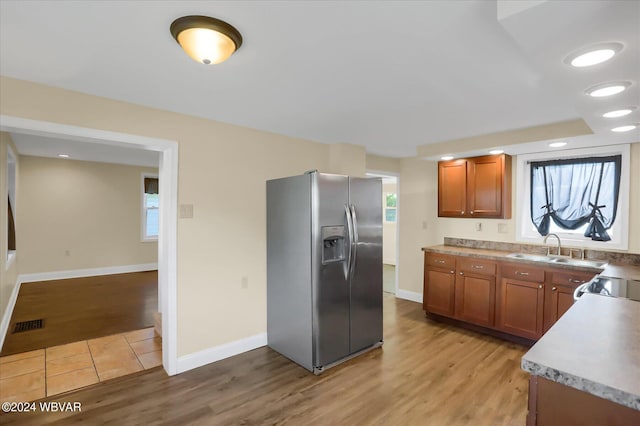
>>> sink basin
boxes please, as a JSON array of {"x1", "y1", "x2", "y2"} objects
[
  {"x1": 547, "y1": 257, "x2": 608, "y2": 269},
  {"x1": 505, "y1": 253, "x2": 551, "y2": 262},
  {"x1": 506, "y1": 253, "x2": 607, "y2": 269}
]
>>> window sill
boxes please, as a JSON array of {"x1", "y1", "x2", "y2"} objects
[{"x1": 141, "y1": 237, "x2": 158, "y2": 243}]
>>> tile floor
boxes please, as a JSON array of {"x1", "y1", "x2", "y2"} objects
[{"x1": 0, "y1": 327, "x2": 161, "y2": 403}]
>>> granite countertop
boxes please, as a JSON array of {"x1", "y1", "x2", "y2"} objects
[
  {"x1": 521, "y1": 294, "x2": 640, "y2": 410},
  {"x1": 422, "y1": 245, "x2": 640, "y2": 280}
]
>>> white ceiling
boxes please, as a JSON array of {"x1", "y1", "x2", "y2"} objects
[{"x1": 1, "y1": 0, "x2": 639, "y2": 161}]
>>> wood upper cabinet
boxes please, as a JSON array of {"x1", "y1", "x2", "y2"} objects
[
  {"x1": 438, "y1": 154, "x2": 511, "y2": 219},
  {"x1": 455, "y1": 259, "x2": 496, "y2": 327},
  {"x1": 543, "y1": 270, "x2": 596, "y2": 333},
  {"x1": 423, "y1": 253, "x2": 457, "y2": 317},
  {"x1": 496, "y1": 264, "x2": 545, "y2": 340}
]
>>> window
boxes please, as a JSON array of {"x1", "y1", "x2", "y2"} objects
[
  {"x1": 6, "y1": 147, "x2": 16, "y2": 262},
  {"x1": 385, "y1": 193, "x2": 397, "y2": 223},
  {"x1": 516, "y1": 145, "x2": 630, "y2": 250},
  {"x1": 142, "y1": 175, "x2": 159, "y2": 241}
]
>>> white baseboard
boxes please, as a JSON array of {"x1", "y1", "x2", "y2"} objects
[
  {"x1": 396, "y1": 289, "x2": 423, "y2": 304},
  {"x1": 19, "y1": 263, "x2": 158, "y2": 284},
  {"x1": 176, "y1": 332, "x2": 268, "y2": 374},
  {"x1": 0, "y1": 277, "x2": 22, "y2": 353}
]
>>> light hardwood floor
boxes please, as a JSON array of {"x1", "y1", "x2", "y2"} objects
[{"x1": 0, "y1": 295, "x2": 530, "y2": 425}]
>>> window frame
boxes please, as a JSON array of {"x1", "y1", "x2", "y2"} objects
[
  {"x1": 141, "y1": 173, "x2": 159, "y2": 242},
  {"x1": 6, "y1": 146, "x2": 16, "y2": 267},
  {"x1": 384, "y1": 192, "x2": 397, "y2": 223},
  {"x1": 515, "y1": 144, "x2": 630, "y2": 250}
]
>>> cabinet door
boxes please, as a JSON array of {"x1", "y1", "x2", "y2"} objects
[
  {"x1": 467, "y1": 155, "x2": 510, "y2": 218},
  {"x1": 438, "y1": 160, "x2": 467, "y2": 217},
  {"x1": 455, "y1": 271, "x2": 495, "y2": 327},
  {"x1": 543, "y1": 270, "x2": 595, "y2": 332},
  {"x1": 497, "y1": 277, "x2": 544, "y2": 340},
  {"x1": 424, "y1": 267, "x2": 456, "y2": 317}
]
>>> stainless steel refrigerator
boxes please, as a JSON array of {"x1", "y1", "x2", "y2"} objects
[{"x1": 267, "y1": 171, "x2": 383, "y2": 374}]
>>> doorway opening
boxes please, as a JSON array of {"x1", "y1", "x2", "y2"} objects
[
  {"x1": 366, "y1": 171, "x2": 399, "y2": 295},
  {"x1": 0, "y1": 115, "x2": 178, "y2": 376}
]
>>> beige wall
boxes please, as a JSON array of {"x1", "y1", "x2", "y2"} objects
[
  {"x1": 17, "y1": 156, "x2": 158, "y2": 274},
  {"x1": 0, "y1": 132, "x2": 19, "y2": 322},
  {"x1": 0, "y1": 76, "x2": 332, "y2": 357},
  {"x1": 328, "y1": 143, "x2": 367, "y2": 176}
]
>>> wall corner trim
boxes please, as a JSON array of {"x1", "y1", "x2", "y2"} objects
[
  {"x1": 176, "y1": 332, "x2": 268, "y2": 374},
  {"x1": 395, "y1": 289, "x2": 423, "y2": 304},
  {"x1": 0, "y1": 276, "x2": 22, "y2": 353},
  {"x1": 19, "y1": 263, "x2": 158, "y2": 284}
]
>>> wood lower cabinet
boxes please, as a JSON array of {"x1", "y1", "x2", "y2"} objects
[
  {"x1": 497, "y1": 277, "x2": 545, "y2": 340},
  {"x1": 423, "y1": 254, "x2": 457, "y2": 317},
  {"x1": 543, "y1": 270, "x2": 595, "y2": 333},
  {"x1": 423, "y1": 251, "x2": 597, "y2": 341},
  {"x1": 455, "y1": 259, "x2": 496, "y2": 327}
]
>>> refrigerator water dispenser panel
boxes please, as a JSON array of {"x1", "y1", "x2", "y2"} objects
[{"x1": 321, "y1": 226, "x2": 345, "y2": 264}]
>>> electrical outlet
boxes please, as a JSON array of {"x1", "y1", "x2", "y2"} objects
[
  {"x1": 498, "y1": 223, "x2": 508, "y2": 234},
  {"x1": 475, "y1": 222, "x2": 482, "y2": 231},
  {"x1": 422, "y1": 221, "x2": 428, "y2": 230},
  {"x1": 65, "y1": 250, "x2": 71, "y2": 256},
  {"x1": 241, "y1": 276, "x2": 249, "y2": 289}
]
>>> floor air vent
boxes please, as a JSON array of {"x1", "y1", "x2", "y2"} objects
[{"x1": 13, "y1": 319, "x2": 44, "y2": 333}]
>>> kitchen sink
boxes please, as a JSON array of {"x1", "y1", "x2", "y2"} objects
[
  {"x1": 506, "y1": 253, "x2": 607, "y2": 269},
  {"x1": 547, "y1": 257, "x2": 608, "y2": 268},
  {"x1": 505, "y1": 253, "x2": 552, "y2": 262}
]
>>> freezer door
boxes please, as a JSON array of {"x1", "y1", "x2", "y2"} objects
[
  {"x1": 312, "y1": 173, "x2": 351, "y2": 367},
  {"x1": 348, "y1": 177, "x2": 383, "y2": 353}
]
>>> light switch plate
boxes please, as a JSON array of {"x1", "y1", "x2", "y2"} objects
[{"x1": 179, "y1": 204, "x2": 194, "y2": 219}]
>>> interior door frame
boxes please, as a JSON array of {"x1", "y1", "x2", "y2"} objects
[
  {"x1": 0, "y1": 115, "x2": 179, "y2": 375},
  {"x1": 366, "y1": 169, "x2": 400, "y2": 296}
]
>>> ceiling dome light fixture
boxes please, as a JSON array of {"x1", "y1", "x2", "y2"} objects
[
  {"x1": 441, "y1": 155, "x2": 454, "y2": 161},
  {"x1": 603, "y1": 107, "x2": 636, "y2": 118},
  {"x1": 549, "y1": 142, "x2": 567, "y2": 148},
  {"x1": 564, "y1": 42, "x2": 622, "y2": 67},
  {"x1": 170, "y1": 15, "x2": 242, "y2": 65},
  {"x1": 611, "y1": 124, "x2": 638, "y2": 133},
  {"x1": 585, "y1": 81, "x2": 631, "y2": 98},
  {"x1": 489, "y1": 149, "x2": 504, "y2": 155}
]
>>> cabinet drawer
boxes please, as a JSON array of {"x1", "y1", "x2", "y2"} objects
[
  {"x1": 426, "y1": 253, "x2": 456, "y2": 269},
  {"x1": 500, "y1": 264, "x2": 545, "y2": 283},
  {"x1": 551, "y1": 271, "x2": 595, "y2": 287},
  {"x1": 458, "y1": 258, "x2": 496, "y2": 275}
]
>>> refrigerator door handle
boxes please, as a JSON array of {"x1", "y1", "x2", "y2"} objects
[
  {"x1": 349, "y1": 204, "x2": 358, "y2": 279},
  {"x1": 344, "y1": 204, "x2": 354, "y2": 280}
]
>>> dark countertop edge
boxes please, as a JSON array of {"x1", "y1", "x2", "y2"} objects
[
  {"x1": 421, "y1": 245, "x2": 604, "y2": 274},
  {"x1": 521, "y1": 358, "x2": 640, "y2": 411}
]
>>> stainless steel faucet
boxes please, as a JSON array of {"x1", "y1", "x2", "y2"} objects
[{"x1": 543, "y1": 233, "x2": 562, "y2": 256}]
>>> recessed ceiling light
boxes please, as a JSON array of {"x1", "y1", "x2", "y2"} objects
[
  {"x1": 489, "y1": 149, "x2": 504, "y2": 155},
  {"x1": 58, "y1": 154, "x2": 69, "y2": 158},
  {"x1": 441, "y1": 155, "x2": 454, "y2": 161},
  {"x1": 602, "y1": 108, "x2": 636, "y2": 118},
  {"x1": 585, "y1": 81, "x2": 631, "y2": 98},
  {"x1": 549, "y1": 142, "x2": 567, "y2": 148},
  {"x1": 565, "y1": 43, "x2": 622, "y2": 67},
  {"x1": 611, "y1": 124, "x2": 637, "y2": 133}
]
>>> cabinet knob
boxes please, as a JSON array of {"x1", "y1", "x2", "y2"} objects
[
  {"x1": 459, "y1": 272, "x2": 464, "y2": 275},
  {"x1": 538, "y1": 285, "x2": 543, "y2": 289},
  {"x1": 552, "y1": 287, "x2": 557, "y2": 291},
  {"x1": 450, "y1": 270, "x2": 455, "y2": 274},
  {"x1": 470, "y1": 211, "x2": 474, "y2": 214},
  {"x1": 461, "y1": 211, "x2": 465, "y2": 214},
  {"x1": 516, "y1": 271, "x2": 529, "y2": 276}
]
